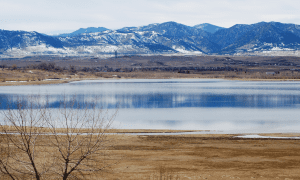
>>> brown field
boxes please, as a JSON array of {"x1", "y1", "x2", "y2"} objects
[
  {"x1": 1, "y1": 132, "x2": 300, "y2": 180},
  {"x1": 103, "y1": 133, "x2": 300, "y2": 180}
]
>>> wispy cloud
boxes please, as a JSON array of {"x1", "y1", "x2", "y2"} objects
[{"x1": 0, "y1": 0, "x2": 299, "y2": 34}]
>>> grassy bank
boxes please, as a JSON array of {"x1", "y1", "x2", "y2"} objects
[
  {"x1": 1, "y1": 132, "x2": 300, "y2": 180},
  {"x1": 1, "y1": 68, "x2": 300, "y2": 86}
]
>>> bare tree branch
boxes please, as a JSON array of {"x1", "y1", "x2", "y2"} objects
[{"x1": 0, "y1": 94, "x2": 118, "y2": 180}]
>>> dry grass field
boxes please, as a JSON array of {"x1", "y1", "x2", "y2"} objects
[
  {"x1": 101, "y1": 134, "x2": 300, "y2": 180},
  {"x1": 1, "y1": 132, "x2": 300, "y2": 180}
]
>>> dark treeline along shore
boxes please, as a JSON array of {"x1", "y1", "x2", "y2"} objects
[{"x1": 1, "y1": 55, "x2": 300, "y2": 84}]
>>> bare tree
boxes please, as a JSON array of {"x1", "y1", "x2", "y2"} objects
[
  {"x1": 45, "y1": 95, "x2": 118, "y2": 180},
  {"x1": 0, "y1": 95, "x2": 49, "y2": 180},
  {"x1": 0, "y1": 95, "x2": 118, "y2": 180}
]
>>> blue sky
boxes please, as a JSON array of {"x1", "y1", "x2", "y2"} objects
[{"x1": 0, "y1": 0, "x2": 299, "y2": 35}]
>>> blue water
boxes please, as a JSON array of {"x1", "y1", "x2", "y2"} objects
[{"x1": 0, "y1": 79, "x2": 300, "y2": 133}]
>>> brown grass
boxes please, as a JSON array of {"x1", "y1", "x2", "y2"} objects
[
  {"x1": 0, "y1": 126, "x2": 204, "y2": 135},
  {"x1": 1, "y1": 69, "x2": 300, "y2": 86},
  {"x1": 106, "y1": 134, "x2": 300, "y2": 180},
  {"x1": 1, "y1": 133, "x2": 300, "y2": 180}
]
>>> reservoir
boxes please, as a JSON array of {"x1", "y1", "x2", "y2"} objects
[{"x1": 0, "y1": 79, "x2": 300, "y2": 133}]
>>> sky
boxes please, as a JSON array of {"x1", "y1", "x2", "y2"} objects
[{"x1": 0, "y1": 0, "x2": 300, "y2": 35}]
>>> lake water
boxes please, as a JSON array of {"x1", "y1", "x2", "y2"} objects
[{"x1": 0, "y1": 79, "x2": 300, "y2": 134}]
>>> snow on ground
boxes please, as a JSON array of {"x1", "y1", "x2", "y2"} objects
[
  {"x1": 270, "y1": 47, "x2": 293, "y2": 51},
  {"x1": 235, "y1": 50, "x2": 300, "y2": 56},
  {"x1": 172, "y1": 46, "x2": 202, "y2": 54},
  {"x1": 235, "y1": 135, "x2": 300, "y2": 139}
]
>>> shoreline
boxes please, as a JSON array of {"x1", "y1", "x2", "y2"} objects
[
  {"x1": 2, "y1": 127, "x2": 299, "y2": 138},
  {"x1": 1, "y1": 76, "x2": 300, "y2": 86},
  {"x1": 2, "y1": 54, "x2": 300, "y2": 87}
]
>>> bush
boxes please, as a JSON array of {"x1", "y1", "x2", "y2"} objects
[{"x1": 0, "y1": 95, "x2": 118, "y2": 180}]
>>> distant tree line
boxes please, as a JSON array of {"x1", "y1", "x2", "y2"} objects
[
  {"x1": 0, "y1": 62, "x2": 243, "y2": 73},
  {"x1": 3, "y1": 62, "x2": 300, "y2": 74}
]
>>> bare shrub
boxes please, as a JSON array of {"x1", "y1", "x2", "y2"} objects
[
  {"x1": 11, "y1": 64, "x2": 17, "y2": 70},
  {"x1": 0, "y1": 95, "x2": 118, "y2": 180},
  {"x1": 1, "y1": 64, "x2": 7, "y2": 70},
  {"x1": 69, "y1": 65, "x2": 77, "y2": 74}
]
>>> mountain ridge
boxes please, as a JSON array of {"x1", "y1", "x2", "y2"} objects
[
  {"x1": 57, "y1": 27, "x2": 109, "y2": 37},
  {"x1": 2, "y1": 21, "x2": 300, "y2": 57},
  {"x1": 193, "y1": 23, "x2": 224, "y2": 33}
]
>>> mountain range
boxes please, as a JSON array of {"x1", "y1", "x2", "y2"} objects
[
  {"x1": 193, "y1": 23, "x2": 224, "y2": 33},
  {"x1": 57, "y1": 27, "x2": 109, "y2": 37},
  {"x1": 1, "y1": 21, "x2": 300, "y2": 57}
]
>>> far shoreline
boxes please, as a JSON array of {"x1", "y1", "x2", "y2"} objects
[
  {"x1": 1, "y1": 126, "x2": 300, "y2": 137},
  {"x1": 1, "y1": 76, "x2": 300, "y2": 86}
]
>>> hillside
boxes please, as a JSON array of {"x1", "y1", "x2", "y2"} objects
[{"x1": 1, "y1": 21, "x2": 300, "y2": 57}]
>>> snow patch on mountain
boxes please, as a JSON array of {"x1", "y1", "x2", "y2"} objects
[
  {"x1": 270, "y1": 47, "x2": 293, "y2": 51},
  {"x1": 3, "y1": 21, "x2": 300, "y2": 57}
]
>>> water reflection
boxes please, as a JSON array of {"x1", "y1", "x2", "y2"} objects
[
  {"x1": 1, "y1": 93, "x2": 300, "y2": 109},
  {"x1": 0, "y1": 79, "x2": 300, "y2": 132}
]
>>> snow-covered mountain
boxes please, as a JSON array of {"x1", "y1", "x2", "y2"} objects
[
  {"x1": 211, "y1": 22, "x2": 300, "y2": 54},
  {"x1": 58, "y1": 22, "x2": 218, "y2": 54},
  {"x1": 0, "y1": 30, "x2": 64, "y2": 56},
  {"x1": 193, "y1": 23, "x2": 224, "y2": 33},
  {"x1": 2, "y1": 21, "x2": 300, "y2": 57},
  {"x1": 57, "y1": 27, "x2": 109, "y2": 37}
]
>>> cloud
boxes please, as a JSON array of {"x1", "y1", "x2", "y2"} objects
[
  {"x1": 0, "y1": 0, "x2": 300, "y2": 34},
  {"x1": 261, "y1": 14, "x2": 298, "y2": 21}
]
